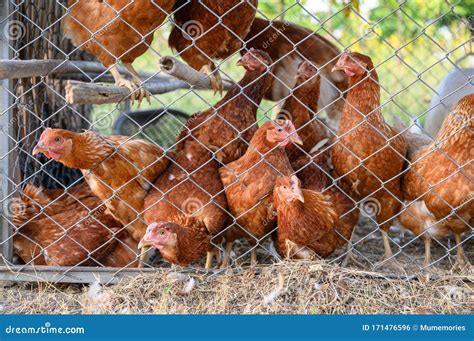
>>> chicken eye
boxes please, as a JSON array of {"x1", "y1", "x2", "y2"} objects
[
  {"x1": 159, "y1": 229, "x2": 165, "y2": 236},
  {"x1": 54, "y1": 136, "x2": 61, "y2": 143},
  {"x1": 277, "y1": 127, "x2": 283, "y2": 132}
]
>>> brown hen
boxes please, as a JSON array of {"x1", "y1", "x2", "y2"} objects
[
  {"x1": 219, "y1": 120, "x2": 302, "y2": 267},
  {"x1": 63, "y1": 0, "x2": 175, "y2": 103},
  {"x1": 331, "y1": 52, "x2": 407, "y2": 265},
  {"x1": 275, "y1": 176, "x2": 340, "y2": 258},
  {"x1": 244, "y1": 18, "x2": 347, "y2": 126},
  {"x1": 279, "y1": 61, "x2": 331, "y2": 163},
  {"x1": 11, "y1": 182, "x2": 136, "y2": 267},
  {"x1": 175, "y1": 48, "x2": 273, "y2": 164},
  {"x1": 401, "y1": 94, "x2": 473, "y2": 269},
  {"x1": 279, "y1": 148, "x2": 359, "y2": 260},
  {"x1": 169, "y1": 0, "x2": 257, "y2": 92},
  {"x1": 141, "y1": 139, "x2": 227, "y2": 268},
  {"x1": 32, "y1": 129, "x2": 169, "y2": 266}
]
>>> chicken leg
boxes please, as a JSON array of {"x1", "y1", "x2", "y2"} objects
[
  {"x1": 423, "y1": 237, "x2": 432, "y2": 268},
  {"x1": 341, "y1": 226, "x2": 365, "y2": 268},
  {"x1": 205, "y1": 250, "x2": 216, "y2": 270},
  {"x1": 375, "y1": 229, "x2": 404, "y2": 272},
  {"x1": 220, "y1": 241, "x2": 234, "y2": 269},
  {"x1": 110, "y1": 64, "x2": 150, "y2": 107},
  {"x1": 200, "y1": 64, "x2": 223, "y2": 95},
  {"x1": 453, "y1": 233, "x2": 471, "y2": 271}
]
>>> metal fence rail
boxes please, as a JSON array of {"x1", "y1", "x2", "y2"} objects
[{"x1": 0, "y1": 0, "x2": 472, "y2": 284}]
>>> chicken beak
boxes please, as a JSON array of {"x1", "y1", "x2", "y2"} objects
[
  {"x1": 331, "y1": 64, "x2": 344, "y2": 73},
  {"x1": 138, "y1": 238, "x2": 151, "y2": 250},
  {"x1": 236, "y1": 58, "x2": 244, "y2": 66},
  {"x1": 32, "y1": 144, "x2": 47, "y2": 156},
  {"x1": 290, "y1": 133, "x2": 303, "y2": 146},
  {"x1": 292, "y1": 187, "x2": 304, "y2": 203}
]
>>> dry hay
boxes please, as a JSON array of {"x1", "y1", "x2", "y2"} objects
[{"x1": 1, "y1": 261, "x2": 472, "y2": 314}]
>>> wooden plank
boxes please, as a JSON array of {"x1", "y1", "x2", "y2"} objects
[{"x1": 0, "y1": 265, "x2": 155, "y2": 284}]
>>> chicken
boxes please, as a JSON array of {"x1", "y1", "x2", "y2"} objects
[
  {"x1": 243, "y1": 17, "x2": 347, "y2": 126},
  {"x1": 274, "y1": 175, "x2": 358, "y2": 259},
  {"x1": 63, "y1": 0, "x2": 175, "y2": 104},
  {"x1": 32, "y1": 129, "x2": 169, "y2": 266},
  {"x1": 168, "y1": 0, "x2": 257, "y2": 93},
  {"x1": 401, "y1": 94, "x2": 473, "y2": 269},
  {"x1": 175, "y1": 48, "x2": 273, "y2": 164},
  {"x1": 331, "y1": 52, "x2": 407, "y2": 266},
  {"x1": 424, "y1": 67, "x2": 474, "y2": 136},
  {"x1": 12, "y1": 182, "x2": 127, "y2": 267},
  {"x1": 140, "y1": 138, "x2": 227, "y2": 268},
  {"x1": 397, "y1": 201, "x2": 446, "y2": 267},
  {"x1": 99, "y1": 229, "x2": 139, "y2": 268},
  {"x1": 281, "y1": 141, "x2": 359, "y2": 261},
  {"x1": 279, "y1": 61, "x2": 331, "y2": 163},
  {"x1": 219, "y1": 120, "x2": 302, "y2": 267}
]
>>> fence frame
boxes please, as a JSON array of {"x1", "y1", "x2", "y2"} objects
[
  {"x1": 0, "y1": 1, "x2": 471, "y2": 285},
  {"x1": 0, "y1": 0, "x2": 13, "y2": 265}
]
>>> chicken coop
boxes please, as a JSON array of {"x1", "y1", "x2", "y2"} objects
[{"x1": 0, "y1": 0, "x2": 472, "y2": 286}]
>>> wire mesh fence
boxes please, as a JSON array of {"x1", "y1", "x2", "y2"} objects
[{"x1": 0, "y1": 0, "x2": 472, "y2": 284}]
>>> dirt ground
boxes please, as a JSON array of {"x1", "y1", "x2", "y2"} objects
[{"x1": 1, "y1": 261, "x2": 472, "y2": 314}]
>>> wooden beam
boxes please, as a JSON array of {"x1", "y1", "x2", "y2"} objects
[
  {"x1": 1, "y1": 57, "x2": 235, "y2": 105},
  {"x1": 0, "y1": 59, "x2": 159, "y2": 80},
  {"x1": 65, "y1": 79, "x2": 192, "y2": 105},
  {"x1": 159, "y1": 56, "x2": 233, "y2": 89}
]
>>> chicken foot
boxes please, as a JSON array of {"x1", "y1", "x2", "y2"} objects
[
  {"x1": 374, "y1": 230, "x2": 405, "y2": 272},
  {"x1": 110, "y1": 64, "x2": 150, "y2": 107},
  {"x1": 341, "y1": 226, "x2": 365, "y2": 268},
  {"x1": 200, "y1": 64, "x2": 223, "y2": 95}
]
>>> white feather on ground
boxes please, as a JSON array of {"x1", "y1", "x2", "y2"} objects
[{"x1": 263, "y1": 272, "x2": 284, "y2": 305}]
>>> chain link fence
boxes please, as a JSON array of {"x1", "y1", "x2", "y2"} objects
[{"x1": 0, "y1": 0, "x2": 472, "y2": 284}]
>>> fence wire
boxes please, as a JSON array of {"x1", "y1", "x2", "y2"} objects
[{"x1": 0, "y1": 0, "x2": 472, "y2": 283}]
